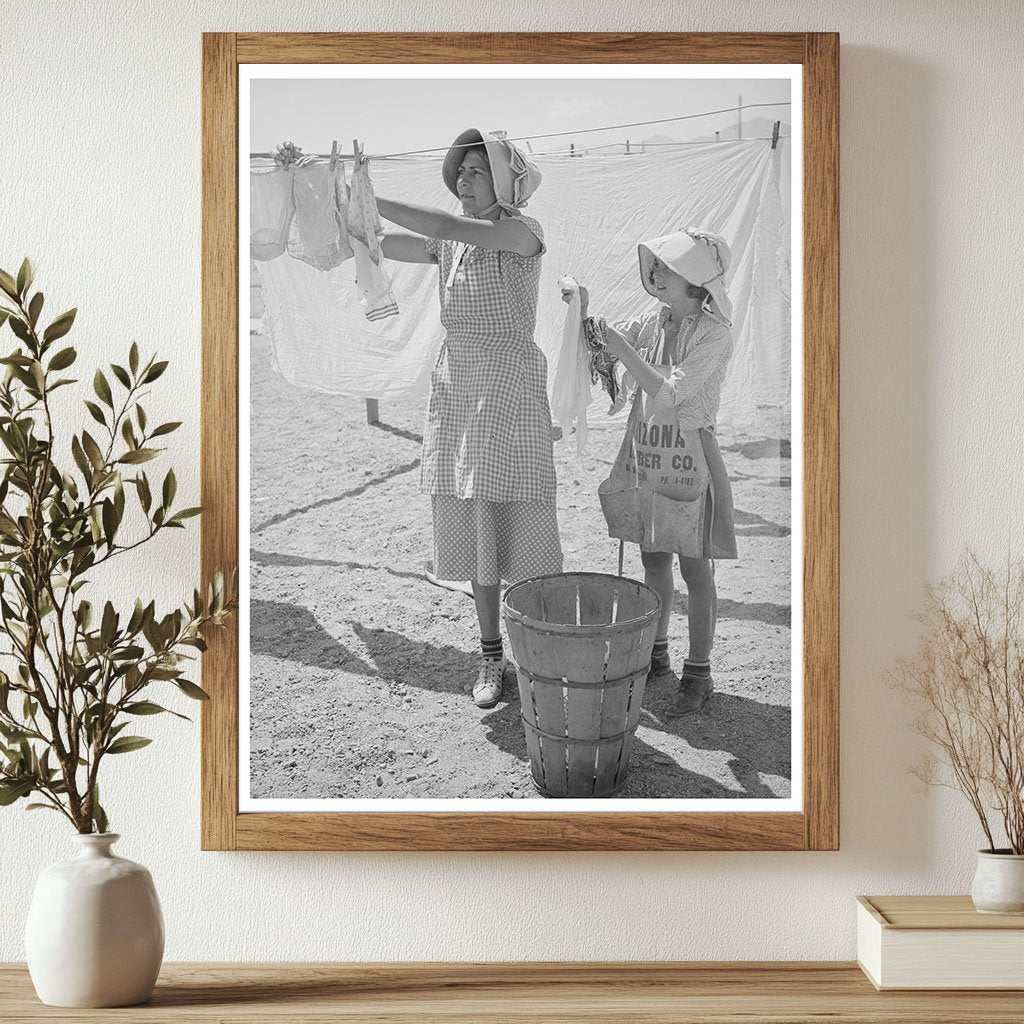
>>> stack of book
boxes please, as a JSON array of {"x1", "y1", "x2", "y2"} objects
[{"x1": 857, "y1": 895, "x2": 1024, "y2": 990}]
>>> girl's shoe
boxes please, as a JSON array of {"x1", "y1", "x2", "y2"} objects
[
  {"x1": 647, "y1": 647, "x2": 672, "y2": 681},
  {"x1": 473, "y1": 656, "x2": 506, "y2": 708},
  {"x1": 667, "y1": 672, "x2": 714, "y2": 715}
]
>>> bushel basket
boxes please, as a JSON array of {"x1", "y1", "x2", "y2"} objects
[{"x1": 502, "y1": 572, "x2": 661, "y2": 798}]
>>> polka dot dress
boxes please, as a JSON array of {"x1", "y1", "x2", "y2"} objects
[{"x1": 432, "y1": 496, "x2": 563, "y2": 587}]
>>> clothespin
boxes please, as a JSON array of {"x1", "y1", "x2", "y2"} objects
[
  {"x1": 329, "y1": 140, "x2": 339, "y2": 170},
  {"x1": 771, "y1": 121, "x2": 780, "y2": 150},
  {"x1": 352, "y1": 138, "x2": 363, "y2": 167}
]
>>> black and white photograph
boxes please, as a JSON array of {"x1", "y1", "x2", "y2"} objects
[{"x1": 241, "y1": 64, "x2": 800, "y2": 810}]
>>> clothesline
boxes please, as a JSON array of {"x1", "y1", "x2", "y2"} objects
[{"x1": 250, "y1": 100, "x2": 792, "y2": 161}]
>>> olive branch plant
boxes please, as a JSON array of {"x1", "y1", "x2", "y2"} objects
[
  {"x1": 894, "y1": 550, "x2": 1024, "y2": 854},
  {"x1": 0, "y1": 259, "x2": 235, "y2": 834}
]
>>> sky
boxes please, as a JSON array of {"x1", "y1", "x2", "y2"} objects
[{"x1": 249, "y1": 75, "x2": 792, "y2": 158}]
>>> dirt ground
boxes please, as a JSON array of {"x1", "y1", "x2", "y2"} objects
[{"x1": 247, "y1": 333, "x2": 792, "y2": 801}]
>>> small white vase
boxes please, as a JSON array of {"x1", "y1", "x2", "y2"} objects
[
  {"x1": 971, "y1": 849, "x2": 1024, "y2": 915},
  {"x1": 25, "y1": 833, "x2": 164, "y2": 1007}
]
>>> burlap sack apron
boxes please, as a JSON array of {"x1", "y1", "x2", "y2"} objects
[{"x1": 598, "y1": 367, "x2": 712, "y2": 559}]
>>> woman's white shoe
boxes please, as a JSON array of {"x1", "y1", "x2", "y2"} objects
[{"x1": 472, "y1": 656, "x2": 506, "y2": 708}]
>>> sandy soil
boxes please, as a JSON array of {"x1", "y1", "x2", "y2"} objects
[{"x1": 247, "y1": 333, "x2": 792, "y2": 801}]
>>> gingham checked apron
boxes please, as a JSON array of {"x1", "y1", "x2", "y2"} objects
[{"x1": 421, "y1": 215, "x2": 557, "y2": 504}]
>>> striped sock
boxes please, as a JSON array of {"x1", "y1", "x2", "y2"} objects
[
  {"x1": 652, "y1": 639, "x2": 669, "y2": 660},
  {"x1": 481, "y1": 636, "x2": 504, "y2": 662},
  {"x1": 682, "y1": 659, "x2": 711, "y2": 679}
]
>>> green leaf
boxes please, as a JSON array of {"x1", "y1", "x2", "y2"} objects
[
  {"x1": 42, "y1": 308, "x2": 76, "y2": 344},
  {"x1": 129, "y1": 342, "x2": 139, "y2": 375},
  {"x1": 136, "y1": 473, "x2": 152, "y2": 513},
  {"x1": 142, "y1": 361, "x2": 168, "y2": 383},
  {"x1": 91, "y1": 785, "x2": 108, "y2": 834},
  {"x1": 100, "y1": 601, "x2": 117, "y2": 647},
  {"x1": 121, "y1": 418, "x2": 137, "y2": 450},
  {"x1": 136, "y1": 404, "x2": 147, "y2": 432},
  {"x1": 0, "y1": 269, "x2": 18, "y2": 300},
  {"x1": 75, "y1": 599, "x2": 92, "y2": 631},
  {"x1": 150, "y1": 421, "x2": 181, "y2": 438},
  {"x1": 47, "y1": 346, "x2": 76, "y2": 371},
  {"x1": 175, "y1": 679, "x2": 210, "y2": 701},
  {"x1": 118, "y1": 448, "x2": 158, "y2": 465},
  {"x1": 162, "y1": 468, "x2": 176, "y2": 509},
  {"x1": 105, "y1": 735, "x2": 152, "y2": 754},
  {"x1": 168, "y1": 507, "x2": 203, "y2": 524},
  {"x1": 81, "y1": 431, "x2": 105, "y2": 472},
  {"x1": 93, "y1": 369, "x2": 113, "y2": 408},
  {"x1": 101, "y1": 498, "x2": 116, "y2": 547},
  {"x1": 16, "y1": 258, "x2": 34, "y2": 298},
  {"x1": 8, "y1": 317, "x2": 31, "y2": 345},
  {"x1": 71, "y1": 435, "x2": 92, "y2": 482},
  {"x1": 0, "y1": 779, "x2": 33, "y2": 805},
  {"x1": 110, "y1": 363, "x2": 131, "y2": 389},
  {"x1": 83, "y1": 400, "x2": 106, "y2": 427},
  {"x1": 26, "y1": 803, "x2": 61, "y2": 813},
  {"x1": 0, "y1": 310, "x2": 9, "y2": 330},
  {"x1": 124, "y1": 700, "x2": 171, "y2": 716},
  {"x1": 27, "y1": 292, "x2": 43, "y2": 329}
]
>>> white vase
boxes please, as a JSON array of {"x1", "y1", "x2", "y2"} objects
[
  {"x1": 24, "y1": 833, "x2": 164, "y2": 1007},
  {"x1": 971, "y1": 849, "x2": 1024, "y2": 915}
]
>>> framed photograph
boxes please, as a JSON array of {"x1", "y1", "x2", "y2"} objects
[{"x1": 201, "y1": 32, "x2": 838, "y2": 851}]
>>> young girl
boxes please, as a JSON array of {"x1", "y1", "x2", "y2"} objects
[
  {"x1": 371, "y1": 128, "x2": 563, "y2": 709},
  {"x1": 567, "y1": 229, "x2": 737, "y2": 715}
]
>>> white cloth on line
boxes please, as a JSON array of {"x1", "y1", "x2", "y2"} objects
[
  {"x1": 288, "y1": 162, "x2": 353, "y2": 271},
  {"x1": 549, "y1": 275, "x2": 592, "y2": 455},
  {"x1": 347, "y1": 159, "x2": 399, "y2": 320},
  {"x1": 250, "y1": 166, "x2": 294, "y2": 261},
  {"x1": 252, "y1": 139, "x2": 791, "y2": 434}
]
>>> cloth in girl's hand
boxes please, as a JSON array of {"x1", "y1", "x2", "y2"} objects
[
  {"x1": 348, "y1": 158, "x2": 399, "y2": 320},
  {"x1": 550, "y1": 275, "x2": 592, "y2": 455}
]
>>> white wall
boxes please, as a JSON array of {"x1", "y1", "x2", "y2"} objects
[{"x1": 2, "y1": 0, "x2": 1022, "y2": 961}]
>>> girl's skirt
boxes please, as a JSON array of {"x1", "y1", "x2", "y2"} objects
[{"x1": 431, "y1": 497, "x2": 563, "y2": 587}]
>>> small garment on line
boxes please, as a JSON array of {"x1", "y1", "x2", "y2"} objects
[
  {"x1": 348, "y1": 159, "x2": 399, "y2": 321},
  {"x1": 250, "y1": 167, "x2": 294, "y2": 261},
  {"x1": 288, "y1": 162, "x2": 353, "y2": 271}
]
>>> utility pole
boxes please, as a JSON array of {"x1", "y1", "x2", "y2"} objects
[{"x1": 737, "y1": 94, "x2": 742, "y2": 140}]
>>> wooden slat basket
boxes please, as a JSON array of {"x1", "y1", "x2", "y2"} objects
[{"x1": 502, "y1": 572, "x2": 661, "y2": 798}]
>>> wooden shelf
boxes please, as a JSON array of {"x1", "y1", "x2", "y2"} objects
[{"x1": 4, "y1": 962, "x2": 1024, "y2": 1022}]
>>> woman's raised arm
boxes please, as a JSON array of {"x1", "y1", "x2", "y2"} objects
[
  {"x1": 376, "y1": 197, "x2": 541, "y2": 258},
  {"x1": 380, "y1": 232, "x2": 437, "y2": 264}
]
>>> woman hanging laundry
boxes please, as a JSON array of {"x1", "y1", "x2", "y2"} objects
[{"x1": 371, "y1": 128, "x2": 563, "y2": 710}]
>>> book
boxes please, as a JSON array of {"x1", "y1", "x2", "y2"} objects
[{"x1": 857, "y1": 895, "x2": 1024, "y2": 990}]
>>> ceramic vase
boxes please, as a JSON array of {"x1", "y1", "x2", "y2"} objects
[
  {"x1": 970, "y1": 849, "x2": 1024, "y2": 915},
  {"x1": 25, "y1": 833, "x2": 164, "y2": 1007}
]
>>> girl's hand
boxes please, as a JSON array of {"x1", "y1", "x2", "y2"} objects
[
  {"x1": 602, "y1": 329, "x2": 627, "y2": 359},
  {"x1": 559, "y1": 283, "x2": 589, "y2": 316}
]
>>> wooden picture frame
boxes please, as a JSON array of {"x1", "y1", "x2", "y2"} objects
[{"x1": 201, "y1": 31, "x2": 839, "y2": 851}]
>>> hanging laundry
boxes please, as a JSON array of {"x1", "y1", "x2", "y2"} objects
[
  {"x1": 288, "y1": 162, "x2": 353, "y2": 271},
  {"x1": 549, "y1": 276, "x2": 593, "y2": 455},
  {"x1": 253, "y1": 139, "x2": 791, "y2": 434},
  {"x1": 250, "y1": 166, "x2": 294, "y2": 261},
  {"x1": 347, "y1": 157, "x2": 399, "y2": 321}
]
